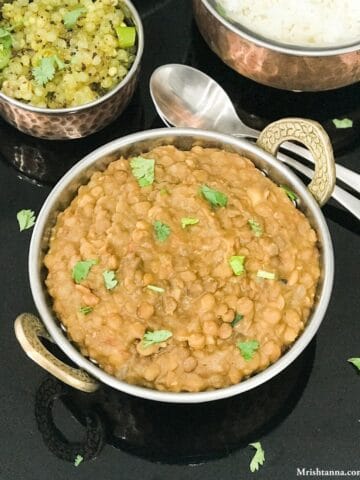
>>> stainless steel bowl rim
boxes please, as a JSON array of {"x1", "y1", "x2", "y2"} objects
[
  {"x1": 29, "y1": 127, "x2": 334, "y2": 403},
  {"x1": 0, "y1": 0, "x2": 144, "y2": 114},
  {"x1": 203, "y1": 0, "x2": 360, "y2": 57}
]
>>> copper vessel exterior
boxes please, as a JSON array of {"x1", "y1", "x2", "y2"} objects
[
  {"x1": 0, "y1": 0, "x2": 143, "y2": 140},
  {"x1": 193, "y1": 0, "x2": 360, "y2": 92}
]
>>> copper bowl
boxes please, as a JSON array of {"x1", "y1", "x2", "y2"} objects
[
  {"x1": 193, "y1": 0, "x2": 360, "y2": 92},
  {"x1": 0, "y1": 0, "x2": 144, "y2": 140}
]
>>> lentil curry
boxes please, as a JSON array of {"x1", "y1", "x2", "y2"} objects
[{"x1": 44, "y1": 146, "x2": 320, "y2": 392}]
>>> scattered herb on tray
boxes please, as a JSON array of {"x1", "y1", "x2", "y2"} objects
[
  {"x1": 332, "y1": 118, "x2": 353, "y2": 129},
  {"x1": 17, "y1": 209, "x2": 36, "y2": 231},
  {"x1": 249, "y1": 442, "x2": 265, "y2": 472}
]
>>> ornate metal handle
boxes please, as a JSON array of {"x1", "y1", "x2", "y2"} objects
[
  {"x1": 14, "y1": 313, "x2": 99, "y2": 393},
  {"x1": 257, "y1": 118, "x2": 336, "y2": 206}
]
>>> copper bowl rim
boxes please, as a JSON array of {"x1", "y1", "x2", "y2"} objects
[
  {"x1": 0, "y1": 0, "x2": 144, "y2": 114},
  {"x1": 203, "y1": 0, "x2": 360, "y2": 57}
]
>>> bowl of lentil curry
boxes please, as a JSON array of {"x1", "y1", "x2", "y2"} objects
[
  {"x1": 0, "y1": 0, "x2": 143, "y2": 139},
  {"x1": 15, "y1": 120, "x2": 335, "y2": 402}
]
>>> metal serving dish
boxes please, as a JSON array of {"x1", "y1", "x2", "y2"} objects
[
  {"x1": 0, "y1": 0, "x2": 144, "y2": 140},
  {"x1": 193, "y1": 0, "x2": 360, "y2": 92},
  {"x1": 15, "y1": 119, "x2": 335, "y2": 403}
]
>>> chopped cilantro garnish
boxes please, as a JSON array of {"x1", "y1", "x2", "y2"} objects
[
  {"x1": 0, "y1": 27, "x2": 12, "y2": 70},
  {"x1": 249, "y1": 442, "x2": 265, "y2": 472},
  {"x1": 130, "y1": 156, "x2": 155, "y2": 187},
  {"x1": 280, "y1": 185, "x2": 298, "y2": 202},
  {"x1": 72, "y1": 259, "x2": 97, "y2": 284},
  {"x1": 257, "y1": 270, "x2": 276, "y2": 280},
  {"x1": 348, "y1": 358, "x2": 360, "y2": 371},
  {"x1": 79, "y1": 306, "x2": 93, "y2": 315},
  {"x1": 237, "y1": 340, "x2": 260, "y2": 360},
  {"x1": 103, "y1": 270, "x2": 118, "y2": 290},
  {"x1": 63, "y1": 7, "x2": 87, "y2": 30},
  {"x1": 154, "y1": 220, "x2": 171, "y2": 242},
  {"x1": 229, "y1": 256, "x2": 245, "y2": 276},
  {"x1": 141, "y1": 330, "x2": 172, "y2": 348},
  {"x1": 332, "y1": 118, "x2": 353, "y2": 129},
  {"x1": 181, "y1": 217, "x2": 199, "y2": 229},
  {"x1": 231, "y1": 313, "x2": 243, "y2": 328},
  {"x1": 248, "y1": 219, "x2": 263, "y2": 237},
  {"x1": 200, "y1": 184, "x2": 228, "y2": 208},
  {"x1": 116, "y1": 26, "x2": 136, "y2": 48},
  {"x1": 74, "y1": 454, "x2": 83, "y2": 467},
  {"x1": 147, "y1": 284, "x2": 165, "y2": 293},
  {"x1": 17, "y1": 209, "x2": 36, "y2": 231},
  {"x1": 32, "y1": 55, "x2": 65, "y2": 86}
]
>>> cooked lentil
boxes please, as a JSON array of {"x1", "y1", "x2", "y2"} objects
[
  {"x1": 44, "y1": 146, "x2": 320, "y2": 392},
  {"x1": 0, "y1": 0, "x2": 136, "y2": 108}
]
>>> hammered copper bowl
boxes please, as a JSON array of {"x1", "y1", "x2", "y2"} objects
[
  {"x1": 0, "y1": 0, "x2": 144, "y2": 140},
  {"x1": 193, "y1": 0, "x2": 360, "y2": 92},
  {"x1": 14, "y1": 119, "x2": 335, "y2": 403}
]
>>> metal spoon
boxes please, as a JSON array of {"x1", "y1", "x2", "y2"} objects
[
  {"x1": 150, "y1": 64, "x2": 360, "y2": 193},
  {"x1": 150, "y1": 64, "x2": 360, "y2": 219}
]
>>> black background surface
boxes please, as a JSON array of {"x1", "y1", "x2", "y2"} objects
[{"x1": 1, "y1": 1, "x2": 360, "y2": 479}]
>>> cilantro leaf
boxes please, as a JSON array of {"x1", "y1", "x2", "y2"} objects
[
  {"x1": 249, "y1": 442, "x2": 265, "y2": 472},
  {"x1": 79, "y1": 306, "x2": 93, "y2": 315},
  {"x1": 237, "y1": 340, "x2": 260, "y2": 360},
  {"x1": 63, "y1": 7, "x2": 87, "y2": 30},
  {"x1": 130, "y1": 156, "x2": 155, "y2": 187},
  {"x1": 348, "y1": 358, "x2": 360, "y2": 371},
  {"x1": 229, "y1": 256, "x2": 245, "y2": 276},
  {"x1": 74, "y1": 454, "x2": 83, "y2": 467},
  {"x1": 200, "y1": 184, "x2": 228, "y2": 208},
  {"x1": 248, "y1": 219, "x2": 263, "y2": 237},
  {"x1": 181, "y1": 217, "x2": 199, "y2": 229},
  {"x1": 72, "y1": 259, "x2": 97, "y2": 284},
  {"x1": 141, "y1": 330, "x2": 172, "y2": 348},
  {"x1": 116, "y1": 26, "x2": 136, "y2": 48},
  {"x1": 257, "y1": 270, "x2": 276, "y2": 280},
  {"x1": 231, "y1": 312, "x2": 243, "y2": 328},
  {"x1": 32, "y1": 55, "x2": 65, "y2": 86},
  {"x1": 333, "y1": 118, "x2": 353, "y2": 129},
  {"x1": 154, "y1": 220, "x2": 171, "y2": 242},
  {"x1": 103, "y1": 270, "x2": 118, "y2": 290},
  {"x1": 280, "y1": 185, "x2": 298, "y2": 202},
  {"x1": 17, "y1": 209, "x2": 36, "y2": 231},
  {"x1": 147, "y1": 284, "x2": 165, "y2": 293},
  {"x1": 0, "y1": 27, "x2": 12, "y2": 69}
]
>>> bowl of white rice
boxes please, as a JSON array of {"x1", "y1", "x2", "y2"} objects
[{"x1": 193, "y1": 0, "x2": 360, "y2": 91}]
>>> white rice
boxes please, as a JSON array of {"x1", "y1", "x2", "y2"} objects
[{"x1": 218, "y1": 0, "x2": 360, "y2": 47}]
